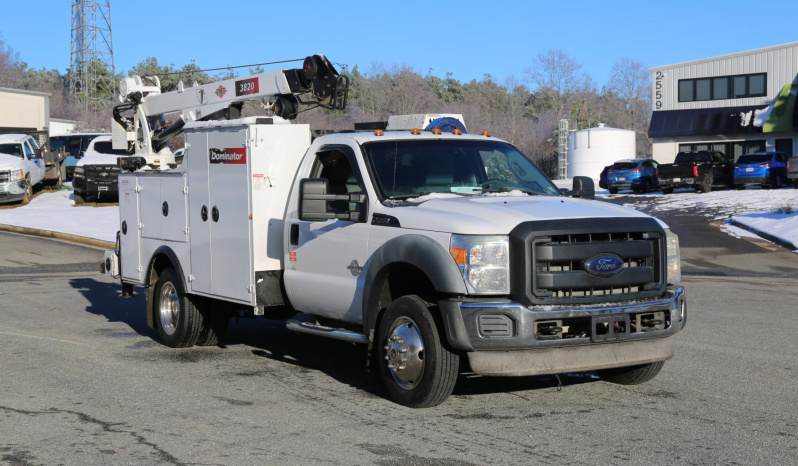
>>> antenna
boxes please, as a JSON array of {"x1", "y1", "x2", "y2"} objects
[{"x1": 69, "y1": 0, "x2": 116, "y2": 112}]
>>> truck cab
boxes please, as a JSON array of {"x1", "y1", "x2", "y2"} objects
[{"x1": 0, "y1": 133, "x2": 46, "y2": 204}]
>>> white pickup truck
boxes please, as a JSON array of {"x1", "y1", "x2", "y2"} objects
[
  {"x1": 108, "y1": 116, "x2": 686, "y2": 408},
  {"x1": 0, "y1": 133, "x2": 47, "y2": 204}
]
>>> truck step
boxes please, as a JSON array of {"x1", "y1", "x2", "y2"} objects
[{"x1": 286, "y1": 319, "x2": 368, "y2": 344}]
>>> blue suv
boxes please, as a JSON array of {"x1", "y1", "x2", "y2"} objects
[
  {"x1": 733, "y1": 152, "x2": 790, "y2": 189},
  {"x1": 606, "y1": 159, "x2": 659, "y2": 194}
]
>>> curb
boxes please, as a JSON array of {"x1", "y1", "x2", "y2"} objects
[
  {"x1": 728, "y1": 219, "x2": 797, "y2": 251},
  {"x1": 0, "y1": 224, "x2": 115, "y2": 250}
]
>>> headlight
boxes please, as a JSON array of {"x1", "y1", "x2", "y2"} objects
[
  {"x1": 665, "y1": 229, "x2": 681, "y2": 283},
  {"x1": 9, "y1": 169, "x2": 24, "y2": 181},
  {"x1": 74, "y1": 166, "x2": 84, "y2": 177},
  {"x1": 450, "y1": 235, "x2": 510, "y2": 294}
]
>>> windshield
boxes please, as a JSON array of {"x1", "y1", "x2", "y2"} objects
[
  {"x1": 737, "y1": 154, "x2": 770, "y2": 164},
  {"x1": 612, "y1": 162, "x2": 639, "y2": 170},
  {"x1": 676, "y1": 151, "x2": 711, "y2": 163},
  {"x1": 362, "y1": 139, "x2": 560, "y2": 200},
  {"x1": 0, "y1": 143, "x2": 23, "y2": 158},
  {"x1": 92, "y1": 141, "x2": 129, "y2": 156}
]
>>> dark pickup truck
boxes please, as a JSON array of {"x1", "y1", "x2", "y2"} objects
[
  {"x1": 657, "y1": 151, "x2": 734, "y2": 194},
  {"x1": 788, "y1": 156, "x2": 798, "y2": 188}
]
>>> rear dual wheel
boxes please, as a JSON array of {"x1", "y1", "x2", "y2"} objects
[
  {"x1": 377, "y1": 295, "x2": 459, "y2": 408},
  {"x1": 154, "y1": 267, "x2": 228, "y2": 347}
]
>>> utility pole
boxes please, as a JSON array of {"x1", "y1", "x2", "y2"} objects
[{"x1": 70, "y1": 0, "x2": 116, "y2": 112}]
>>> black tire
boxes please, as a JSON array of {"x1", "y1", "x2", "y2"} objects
[
  {"x1": 735, "y1": 185, "x2": 745, "y2": 190},
  {"x1": 598, "y1": 361, "x2": 665, "y2": 385},
  {"x1": 74, "y1": 191, "x2": 85, "y2": 205},
  {"x1": 20, "y1": 177, "x2": 32, "y2": 205},
  {"x1": 662, "y1": 187, "x2": 673, "y2": 195},
  {"x1": 153, "y1": 266, "x2": 203, "y2": 348},
  {"x1": 773, "y1": 174, "x2": 783, "y2": 189},
  {"x1": 377, "y1": 295, "x2": 459, "y2": 408},
  {"x1": 51, "y1": 170, "x2": 62, "y2": 190},
  {"x1": 195, "y1": 299, "x2": 230, "y2": 346},
  {"x1": 697, "y1": 173, "x2": 713, "y2": 193},
  {"x1": 609, "y1": 188, "x2": 618, "y2": 195},
  {"x1": 640, "y1": 179, "x2": 651, "y2": 194},
  {"x1": 793, "y1": 179, "x2": 798, "y2": 189}
]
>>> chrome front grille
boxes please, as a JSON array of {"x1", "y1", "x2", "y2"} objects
[{"x1": 0, "y1": 171, "x2": 9, "y2": 183}]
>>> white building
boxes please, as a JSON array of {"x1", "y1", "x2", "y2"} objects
[{"x1": 649, "y1": 42, "x2": 798, "y2": 163}]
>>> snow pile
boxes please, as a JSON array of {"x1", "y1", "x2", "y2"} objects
[
  {"x1": 605, "y1": 188, "x2": 798, "y2": 250},
  {"x1": 0, "y1": 188, "x2": 118, "y2": 242}
]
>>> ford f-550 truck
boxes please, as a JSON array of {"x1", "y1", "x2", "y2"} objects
[{"x1": 104, "y1": 55, "x2": 686, "y2": 407}]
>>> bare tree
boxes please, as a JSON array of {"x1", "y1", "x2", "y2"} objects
[
  {"x1": 607, "y1": 57, "x2": 652, "y2": 154},
  {"x1": 524, "y1": 49, "x2": 585, "y2": 115},
  {"x1": 0, "y1": 34, "x2": 26, "y2": 88}
]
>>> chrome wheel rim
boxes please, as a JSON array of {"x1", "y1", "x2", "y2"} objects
[
  {"x1": 384, "y1": 316, "x2": 425, "y2": 389},
  {"x1": 158, "y1": 281, "x2": 180, "y2": 335}
]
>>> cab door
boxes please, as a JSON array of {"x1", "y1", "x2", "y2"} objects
[
  {"x1": 283, "y1": 144, "x2": 370, "y2": 323},
  {"x1": 23, "y1": 140, "x2": 45, "y2": 183}
]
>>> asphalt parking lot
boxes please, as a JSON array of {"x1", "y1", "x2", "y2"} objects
[{"x1": 1, "y1": 189, "x2": 797, "y2": 465}]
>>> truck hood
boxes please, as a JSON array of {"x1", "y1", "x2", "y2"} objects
[
  {"x1": 388, "y1": 194, "x2": 661, "y2": 234},
  {"x1": 0, "y1": 153, "x2": 26, "y2": 171}
]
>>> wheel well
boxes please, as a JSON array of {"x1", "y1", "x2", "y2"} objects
[
  {"x1": 367, "y1": 262, "x2": 437, "y2": 339},
  {"x1": 144, "y1": 251, "x2": 182, "y2": 329}
]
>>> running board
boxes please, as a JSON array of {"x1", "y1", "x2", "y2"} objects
[{"x1": 286, "y1": 319, "x2": 368, "y2": 344}]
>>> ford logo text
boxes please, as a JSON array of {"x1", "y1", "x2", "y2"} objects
[{"x1": 583, "y1": 254, "x2": 624, "y2": 277}]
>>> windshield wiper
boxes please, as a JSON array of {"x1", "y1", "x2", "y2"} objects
[
  {"x1": 387, "y1": 192, "x2": 431, "y2": 201},
  {"x1": 480, "y1": 187, "x2": 540, "y2": 195}
]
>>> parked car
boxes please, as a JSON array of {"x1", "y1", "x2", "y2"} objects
[
  {"x1": 72, "y1": 135, "x2": 130, "y2": 204},
  {"x1": 0, "y1": 134, "x2": 47, "y2": 205},
  {"x1": 50, "y1": 133, "x2": 107, "y2": 181},
  {"x1": 788, "y1": 155, "x2": 798, "y2": 188},
  {"x1": 599, "y1": 165, "x2": 610, "y2": 190},
  {"x1": 606, "y1": 159, "x2": 659, "y2": 194},
  {"x1": 733, "y1": 152, "x2": 790, "y2": 189},
  {"x1": 657, "y1": 150, "x2": 734, "y2": 194}
]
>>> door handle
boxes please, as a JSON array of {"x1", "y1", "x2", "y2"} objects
[{"x1": 290, "y1": 223, "x2": 299, "y2": 245}]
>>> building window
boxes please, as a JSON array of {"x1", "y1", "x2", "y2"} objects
[
  {"x1": 713, "y1": 77, "x2": 729, "y2": 99},
  {"x1": 749, "y1": 74, "x2": 766, "y2": 96},
  {"x1": 679, "y1": 80, "x2": 694, "y2": 102},
  {"x1": 677, "y1": 73, "x2": 767, "y2": 102}
]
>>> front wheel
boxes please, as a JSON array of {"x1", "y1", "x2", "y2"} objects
[
  {"x1": 609, "y1": 188, "x2": 618, "y2": 195},
  {"x1": 662, "y1": 187, "x2": 673, "y2": 195},
  {"x1": 154, "y1": 267, "x2": 203, "y2": 348},
  {"x1": 640, "y1": 179, "x2": 651, "y2": 194},
  {"x1": 377, "y1": 295, "x2": 459, "y2": 408},
  {"x1": 20, "y1": 177, "x2": 32, "y2": 205},
  {"x1": 598, "y1": 361, "x2": 664, "y2": 385},
  {"x1": 74, "y1": 191, "x2": 85, "y2": 205}
]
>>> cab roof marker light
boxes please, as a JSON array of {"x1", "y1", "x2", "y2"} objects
[
  {"x1": 481, "y1": 131, "x2": 491, "y2": 137},
  {"x1": 411, "y1": 128, "x2": 422, "y2": 135},
  {"x1": 374, "y1": 129, "x2": 384, "y2": 136},
  {"x1": 452, "y1": 129, "x2": 462, "y2": 135},
  {"x1": 431, "y1": 128, "x2": 442, "y2": 135}
]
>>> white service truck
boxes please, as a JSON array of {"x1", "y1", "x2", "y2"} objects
[{"x1": 104, "y1": 55, "x2": 687, "y2": 407}]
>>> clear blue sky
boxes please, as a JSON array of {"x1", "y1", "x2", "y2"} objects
[{"x1": 2, "y1": 0, "x2": 797, "y2": 90}]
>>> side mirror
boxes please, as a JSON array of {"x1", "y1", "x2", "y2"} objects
[
  {"x1": 568, "y1": 176, "x2": 595, "y2": 199},
  {"x1": 299, "y1": 178, "x2": 366, "y2": 222}
]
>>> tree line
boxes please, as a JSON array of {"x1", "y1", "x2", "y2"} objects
[{"x1": 1, "y1": 36, "x2": 651, "y2": 178}]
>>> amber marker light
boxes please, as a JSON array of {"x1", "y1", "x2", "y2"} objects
[
  {"x1": 374, "y1": 129, "x2": 384, "y2": 136},
  {"x1": 411, "y1": 128, "x2": 422, "y2": 135},
  {"x1": 431, "y1": 128, "x2": 442, "y2": 135},
  {"x1": 450, "y1": 247, "x2": 467, "y2": 265},
  {"x1": 452, "y1": 129, "x2": 462, "y2": 135},
  {"x1": 481, "y1": 131, "x2": 491, "y2": 137}
]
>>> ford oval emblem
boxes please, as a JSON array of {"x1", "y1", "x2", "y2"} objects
[{"x1": 583, "y1": 254, "x2": 624, "y2": 277}]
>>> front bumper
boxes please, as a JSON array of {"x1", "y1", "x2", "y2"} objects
[
  {"x1": 440, "y1": 285, "x2": 686, "y2": 375},
  {"x1": 0, "y1": 180, "x2": 27, "y2": 204}
]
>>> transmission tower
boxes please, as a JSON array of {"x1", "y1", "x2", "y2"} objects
[{"x1": 70, "y1": 0, "x2": 116, "y2": 112}]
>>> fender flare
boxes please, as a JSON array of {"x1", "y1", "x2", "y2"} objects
[
  {"x1": 361, "y1": 234, "x2": 466, "y2": 338},
  {"x1": 143, "y1": 246, "x2": 187, "y2": 328}
]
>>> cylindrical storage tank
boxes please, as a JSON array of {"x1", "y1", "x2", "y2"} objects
[{"x1": 567, "y1": 124, "x2": 635, "y2": 180}]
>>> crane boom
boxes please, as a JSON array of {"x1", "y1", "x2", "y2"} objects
[{"x1": 112, "y1": 54, "x2": 347, "y2": 168}]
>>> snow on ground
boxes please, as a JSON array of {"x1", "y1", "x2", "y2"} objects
[
  {"x1": 598, "y1": 186, "x2": 798, "y2": 250},
  {"x1": 0, "y1": 186, "x2": 118, "y2": 243},
  {"x1": 0, "y1": 183, "x2": 796, "y2": 251}
]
